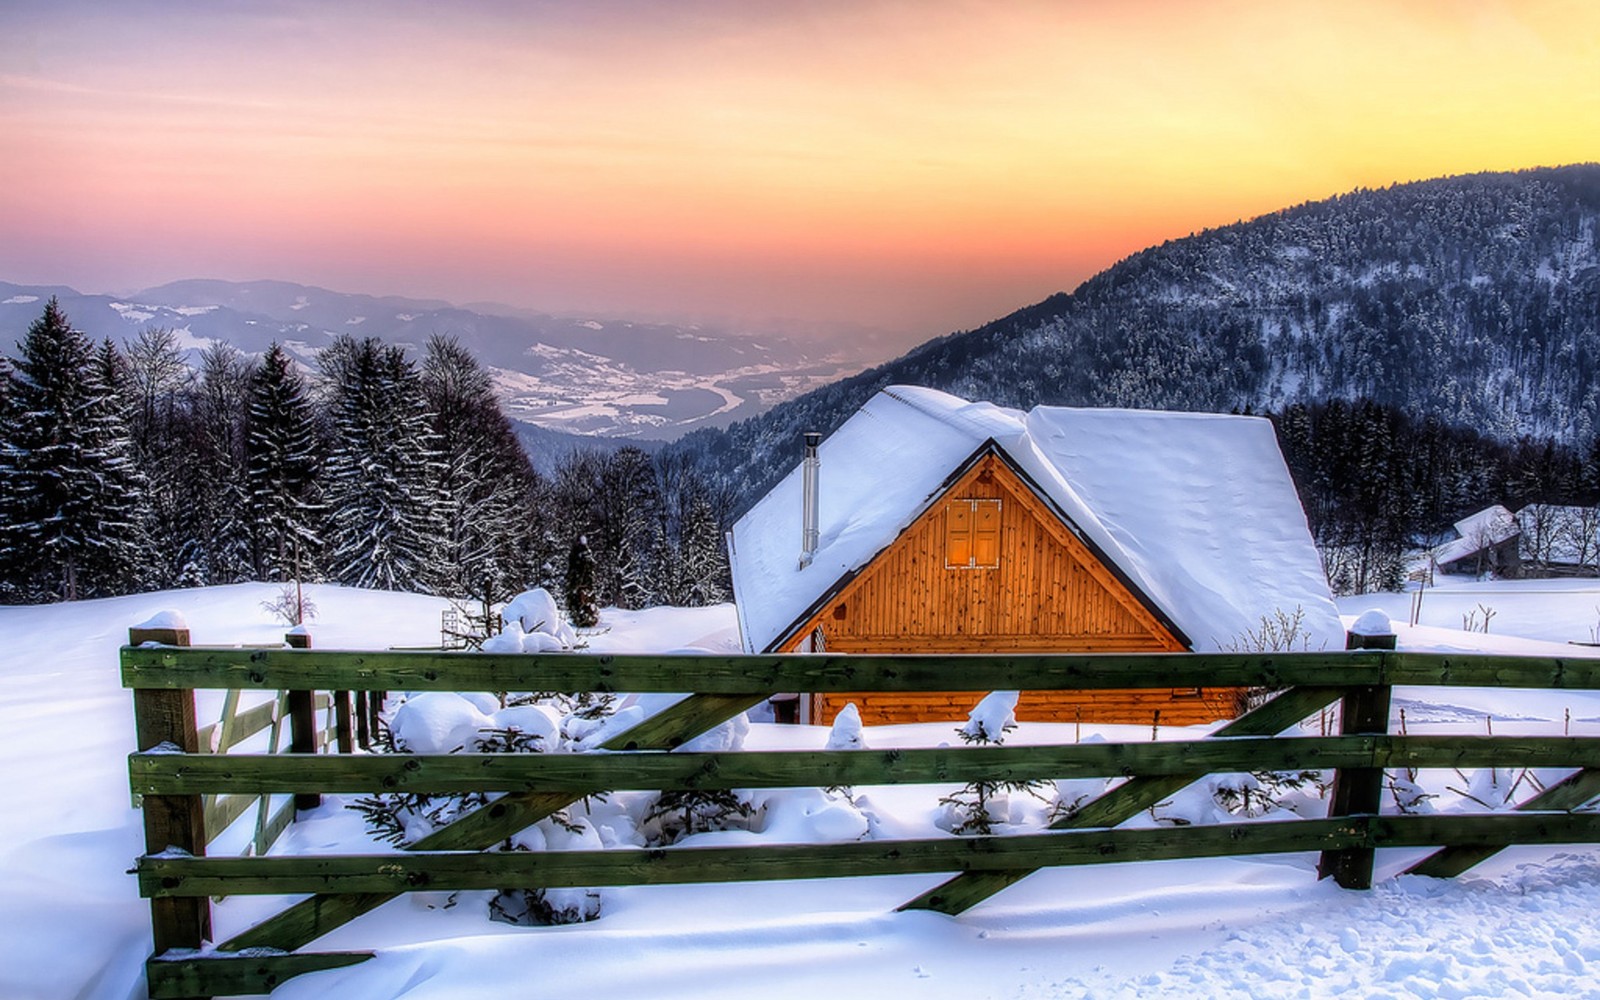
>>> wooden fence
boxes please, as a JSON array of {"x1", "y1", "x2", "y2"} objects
[{"x1": 122, "y1": 638, "x2": 1600, "y2": 999}]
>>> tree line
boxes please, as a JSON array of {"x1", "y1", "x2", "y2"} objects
[
  {"x1": 1270, "y1": 398, "x2": 1600, "y2": 594},
  {"x1": 0, "y1": 299, "x2": 731, "y2": 615}
]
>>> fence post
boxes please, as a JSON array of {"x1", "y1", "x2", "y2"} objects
[
  {"x1": 130, "y1": 619, "x2": 212, "y2": 954},
  {"x1": 284, "y1": 630, "x2": 322, "y2": 810},
  {"x1": 1320, "y1": 628, "x2": 1394, "y2": 889}
]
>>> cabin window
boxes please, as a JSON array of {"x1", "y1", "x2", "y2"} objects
[{"x1": 945, "y1": 498, "x2": 1001, "y2": 569}]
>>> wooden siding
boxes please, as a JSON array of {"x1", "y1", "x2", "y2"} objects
[{"x1": 776, "y1": 453, "x2": 1242, "y2": 726}]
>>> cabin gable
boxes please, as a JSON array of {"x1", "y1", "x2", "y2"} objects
[{"x1": 776, "y1": 453, "x2": 1185, "y2": 654}]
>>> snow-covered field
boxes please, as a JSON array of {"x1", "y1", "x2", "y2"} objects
[{"x1": 3, "y1": 579, "x2": 1600, "y2": 999}]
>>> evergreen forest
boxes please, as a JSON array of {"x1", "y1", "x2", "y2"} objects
[{"x1": 0, "y1": 300, "x2": 731, "y2": 612}]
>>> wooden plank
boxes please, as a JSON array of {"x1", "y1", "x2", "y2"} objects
[
  {"x1": 128, "y1": 735, "x2": 1600, "y2": 796},
  {"x1": 146, "y1": 951, "x2": 373, "y2": 999},
  {"x1": 141, "y1": 817, "x2": 1370, "y2": 896},
  {"x1": 1405, "y1": 768, "x2": 1600, "y2": 879},
  {"x1": 334, "y1": 691, "x2": 355, "y2": 754},
  {"x1": 203, "y1": 793, "x2": 258, "y2": 842},
  {"x1": 133, "y1": 686, "x2": 212, "y2": 955},
  {"x1": 136, "y1": 812, "x2": 1600, "y2": 899},
  {"x1": 287, "y1": 689, "x2": 320, "y2": 811},
  {"x1": 1384, "y1": 653, "x2": 1600, "y2": 689},
  {"x1": 214, "y1": 691, "x2": 766, "y2": 955},
  {"x1": 121, "y1": 645, "x2": 1386, "y2": 693},
  {"x1": 901, "y1": 684, "x2": 1345, "y2": 914},
  {"x1": 206, "y1": 699, "x2": 277, "y2": 752},
  {"x1": 1318, "y1": 684, "x2": 1392, "y2": 889},
  {"x1": 251, "y1": 692, "x2": 290, "y2": 857},
  {"x1": 254, "y1": 796, "x2": 296, "y2": 857}
]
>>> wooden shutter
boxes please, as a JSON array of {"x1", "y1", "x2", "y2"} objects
[
  {"x1": 973, "y1": 499, "x2": 1001, "y2": 568},
  {"x1": 945, "y1": 500, "x2": 973, "y2": 568},
  {"x1": 946, "y1": 498, "x2": 1001, "y2": 568}
]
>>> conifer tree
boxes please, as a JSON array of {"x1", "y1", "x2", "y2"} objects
[
  {"x1": 0, "y1": 353, "x2": 23, "y2": 600},
  {"x1": 565, "y1": 535, "x2": 600, "y2": 627},
  {"x1": 245, "y1": 343, "x2": 323, "y2": 582},
  {"x1": 592, "y1": 447, "x2": 660, "y2": 608},
  {"x1": 678, "y1": 492, "x2": 729, "y2": 606},
  {"x1": 321, "y1": 336, "x2": 440, "y2": 591},
  {"x1": 422, "y1": 335, "x2": 542, "y2": 610},
  {"x1": 126, "y1": 327, "x2": 197, "y2": 588},
  {"x1": 186, "y1": 343, "x2": 255, "y2": 584},
  {"x1": 3, "y1": 300, "x2": 141, "y2": 600},
  {"x1": 79, "y1": 338, "x2": 151, "y2": 596}
]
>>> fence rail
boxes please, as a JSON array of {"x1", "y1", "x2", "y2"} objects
[{"x1": 122, "y1": 641, "x2": 1600, "y2": 1000}]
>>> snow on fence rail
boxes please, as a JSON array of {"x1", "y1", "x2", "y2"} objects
[{"x1": 121, "y1": 637, "x2": 1600, "y2": 1000}]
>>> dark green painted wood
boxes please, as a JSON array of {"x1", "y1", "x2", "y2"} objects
[
  {"x1": 146, "y1": 950, "x2": 373, "y2": 999},
  {"x1": 1318, "y1": 684, "x2": 1392, "y2": 889},
  {"x1": 135, "y1": 812, "x2": 1600, "y2": 898},
  {"x1": 1405, "y1": 768, "x2": 1600, "y2": 878},
  {"x1": 600, "y1": 693, "x2": 769, "y2": 751},
  {"x1": 128, "y1": 736, "x2": 1600, "y2": 796},
  {"x1": 196, "y1": 699, "x2": 277, "y2": 755},
  {"x1": 215, "y1": 690, "x2": 762, "y2": 955},
  {"x1": 202, "y1": 793, "x2": 256, "y2": 842},
  {"x1": 1384, "y1": 653, "x2": 1600, "y2": 689},
  {"x1": 901, "y1": 685, "x2": 1347, "y2": 913},
  {"x1": 141, "y1": 817, "x2": 1369, "y2": 896},
  {"x1": 120, "y1": 646, "x2": 1383, "y2": 693}
]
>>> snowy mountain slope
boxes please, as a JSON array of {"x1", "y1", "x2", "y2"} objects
[
  {"x1": 4, "y1": 583, "x2": 1600, "y2": 999},
  {"x1": 0, "y1": 279, "x2": 880, "y2": 440},
  {"x1": 673, "y1": 164, "x2": 1600, "y2": 508}
]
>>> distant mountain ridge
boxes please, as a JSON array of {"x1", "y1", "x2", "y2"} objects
[
  {"x1": 0, "y1": 278, "x2": 879, "y2": 440},
  {"x1": 672, "y1": 164, "x2": 1600, "y2": 509}
]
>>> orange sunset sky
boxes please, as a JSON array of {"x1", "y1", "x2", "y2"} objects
[{"x1": 1, "y1": 0, "x2": 1596, "y2": 345}]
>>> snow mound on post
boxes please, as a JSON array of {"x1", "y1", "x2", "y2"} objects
[
  {"x1": 133, "y1": 610, "x2": 188, "y2": 630},
  {"x1": 1351, "y1": 609, "x2": 1393, "y2": 636}
]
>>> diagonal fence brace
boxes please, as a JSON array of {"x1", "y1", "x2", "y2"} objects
[
  {"x1": 216, "y1": 691, "x2": 767, "y2": 954},
  {"x1": 899, "y1": 685, "x2": 1347, "y2": 914}
]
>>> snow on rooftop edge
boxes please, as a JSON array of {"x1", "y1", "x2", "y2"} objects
[{"x1": 730, "y1": 386, "x2": 1343, "y2": 654}]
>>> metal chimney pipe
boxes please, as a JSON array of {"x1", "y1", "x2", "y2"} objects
[{"x1": 800, "y1": 431, "x2": 822, "y2": 568}]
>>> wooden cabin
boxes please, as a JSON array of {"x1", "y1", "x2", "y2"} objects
[{"x1": 728, "y1": 386, "x2": 1343, "y2": 727}]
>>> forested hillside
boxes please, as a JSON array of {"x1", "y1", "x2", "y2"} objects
[
  {"x1": 673, "y1": 166, "x2": 1600, "y2": 515},
  {"x1": 0, "y1": 303, "x2": 729, "y2": 609}
]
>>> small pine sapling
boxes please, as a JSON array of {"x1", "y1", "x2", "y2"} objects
[
  {"x1": 822, "y1": 703, "x2": 866, "y2": 798},
  {"x1": 938, "y1": 692, "x2": 1052, "y2": 835},
  {"x1": 642, "y1": 789, "x2": 754, "y2": 845}
]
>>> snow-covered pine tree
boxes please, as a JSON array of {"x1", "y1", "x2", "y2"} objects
[
  {"x1": 565, "y1": 535, "x2": 600, "y2": 627},
  {"x1": 79, "y1": 338, "x2": 152, "y2": 597},
  {"x1": 126, "y1": 327, "x2": 197, "y2": 588},
  {"x1": 592, "y1": 447, "x2": 659, "y2": 608},
  {"x1": 245, "y1": 342, "x2": 323, "y2": 582},
  {"x1": 321, "y1": 336, "x2": 441, "y2": 591},
  {"x1": 421, "y1": 335, "x2": 543, "y2": 612},
  {"x1": 0, "y1": 352, "x2": 24, "y2": 601},
  {"x1": 3, "y1": 301, "x2": 147, "y2": 600},
  {"x1": 184, "y1": 343, "x2": 255, "y2": 584},
  {"x1": 679, "y1": 491, "x2": 729, "y2": 606}
]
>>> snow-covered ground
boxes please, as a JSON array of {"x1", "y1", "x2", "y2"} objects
[{"x1": 3, "y1": 580, "x2": 1600, "y2": 999}]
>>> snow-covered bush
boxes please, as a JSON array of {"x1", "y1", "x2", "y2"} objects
[
  {"x1": 481, "y1": 587, "x2": 580, "y2": 652},
  {"x1": 1388, "y1": 772, "x2": 1436, "y2": 814},
  {"x1": 1209, "y1": 769, "x2": 1326, "y2": 818},
  {"x1": 641, "y1": 709, "x2": 755, "y2": 845},
  {"x1": 351, "y1": 688, "x2": 622, "y2": 924},
  {"x1": 938, "y1": 692, "x2": 1053, "y2": 835}
]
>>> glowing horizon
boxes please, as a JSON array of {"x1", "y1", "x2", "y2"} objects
[{"x1": 1, "y1": 0, "x2": 1596, "y2": 343}]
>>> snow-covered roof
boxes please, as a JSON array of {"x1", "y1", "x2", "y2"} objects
[
  {"x1": 1433, "y1": 505, "x2": 1519, "y2": 567},
  {"x1": 729, "y1": 385, "x2": 1343, "y2": 654}
]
